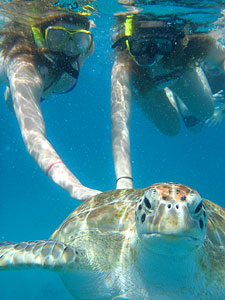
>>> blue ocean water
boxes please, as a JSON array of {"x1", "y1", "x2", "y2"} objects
[{"x1": 0, "y1": 1, "x2": 225, "y2": 299}]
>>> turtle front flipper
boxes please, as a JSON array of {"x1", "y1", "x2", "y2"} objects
[{"x1": 0, "y1": 240, "x2": 86, "y2": 271}]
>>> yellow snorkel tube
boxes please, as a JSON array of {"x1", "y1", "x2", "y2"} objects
[
  {"x1": 32, "y1": 26, "x2": 47, "y2": 49},
  {"x1": 125, "y1": 15, "x2": 133, "y2": 37},
  {"x1": 124, "y1": 14, "x2": 133, "y2": 51},
  {"x1": 80, "y1": 5, "x2": 97, "y2": 16},
  {"x1": 124, "y1": 14, "x2": 139, "y2": 62}
]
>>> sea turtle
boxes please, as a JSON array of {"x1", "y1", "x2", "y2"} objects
[{"x1": 0, "y1": 182, "x2": 224, "y2": 300}]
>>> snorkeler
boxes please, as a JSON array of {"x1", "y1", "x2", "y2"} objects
[
  {"x1": 111, "y1": 13, "x2": 225, "y2": 189},
  {"x1": 0, "y1": 0, "x2": 101, "y2": 201}
]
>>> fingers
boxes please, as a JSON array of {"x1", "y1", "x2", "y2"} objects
[
  {"x1": 213, "y1": 90, "x2": 225, "y2": 103},
  {"x1": 206, "y1": 110, "x2": 223, "y2": 127},
  {"x1": 70, "y1": 187, "x2": 102, "y2": 201}
]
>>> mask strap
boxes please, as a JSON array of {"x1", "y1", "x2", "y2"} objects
[
  {"x1": 32, "y1": 26, "x2": 47, "y2": 49},
  {"x1": 111, "y1": 15, "x2": 134, "y2": 52}
]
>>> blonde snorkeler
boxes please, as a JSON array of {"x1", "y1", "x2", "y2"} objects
[
  {"x1": 0, "y1": 0, "x2": 101, "y2": 201},
  {"x1": 111, "y1": 13, "x2": 225, "y2": 189}
]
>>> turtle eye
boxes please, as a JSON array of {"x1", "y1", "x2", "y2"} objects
[
  {"x1": 195, "y1": 201, "x2": 203, "y2": 214},
  {"x1": 142, "y1": 188, "x2": 159, "y2": 211},
  {"x1": 144, "y1": 197, "x2": 151, "y2": 210}
]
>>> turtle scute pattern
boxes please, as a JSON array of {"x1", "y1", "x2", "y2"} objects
[{"x1": 50, "y1": 188, "x2": 143, "y2": 242}]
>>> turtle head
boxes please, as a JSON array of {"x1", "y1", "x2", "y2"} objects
[{"x1": 135, "y1": 183, "x2": 207, "y2": 255}]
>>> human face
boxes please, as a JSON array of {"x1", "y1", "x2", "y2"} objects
[{"x1": 127, "y1": 35, "x2": 174, "y2": 66}]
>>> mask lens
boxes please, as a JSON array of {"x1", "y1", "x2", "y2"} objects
[
  {"x1": 129, "y1": 37, "x2": 150, "y2": 56},
  {"x1": 72, "y1": 32, "x2": 93, "y2": 54},
  {"x1": 46, "y1": 27, "x2": 69, "y2": 51},
  {"x1": 128, "y1": 34, "x2": 175, "y2": 66},
  {"x1": 129, "y1": 37, "x2": 158, "y2": 65},
  {"x1": 154, "y1": 38, "x2": 173, "y2": 54}
]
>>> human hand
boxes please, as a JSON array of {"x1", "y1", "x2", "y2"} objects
[
  {"x1": 70, "y1": 185, "x2": 102, "y2": 202},
  {"x1": 206, "y1": 107, "x2": 224, "y2": 127},
  {"x1": 46, "y1": 161, "x2": 102, "y2": 201},
  {"x1": 213, "y1": 90, "x2": 224, "y2": 103},
  {"x1": 206, "y1": 90, "x2": 225, "y2": 127}
]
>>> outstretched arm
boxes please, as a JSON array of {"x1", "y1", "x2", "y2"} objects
[
  {"x1": 111, "y1": 53, "x2": 133, "y2": 189},
  {"x1": 6, "y1": 56, "x2": 101, "y2": 201}
]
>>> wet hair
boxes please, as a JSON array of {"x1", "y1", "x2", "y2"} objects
[
  {"x1": 162, "y1": 34, "x2": 214, "y2": 69},
  {"x1": 0, "y1": 0, "x2": 90, "y2": 60},
  {"x1": 127, "y1": 33, "x2": 214, "y2": 98}
]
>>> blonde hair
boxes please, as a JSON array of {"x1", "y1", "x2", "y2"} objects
[{"x1": 0, "y1": 0, "x2": 90, "y2": 60}]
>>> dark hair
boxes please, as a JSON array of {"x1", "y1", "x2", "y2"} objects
[
  {"x1": 124, "y1": 34, "x2": 215, "y2": 98},
  {"x1": 162, "y1": 34, "x2": 214, "y2": 69},
  {"x1": 113, "y1": 12, "x2": 215, "y2": 68}
]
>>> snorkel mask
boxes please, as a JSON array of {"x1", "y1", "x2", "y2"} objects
[
  {"x1": 112, "y1": 15, "x2": 185, "y2": 67},
  {"x1": 32, "y1": 17, "x2": 93, "y2": 57},
  {"x1": 44, "y1": 26, "x2": 93, "y2": 56}
]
